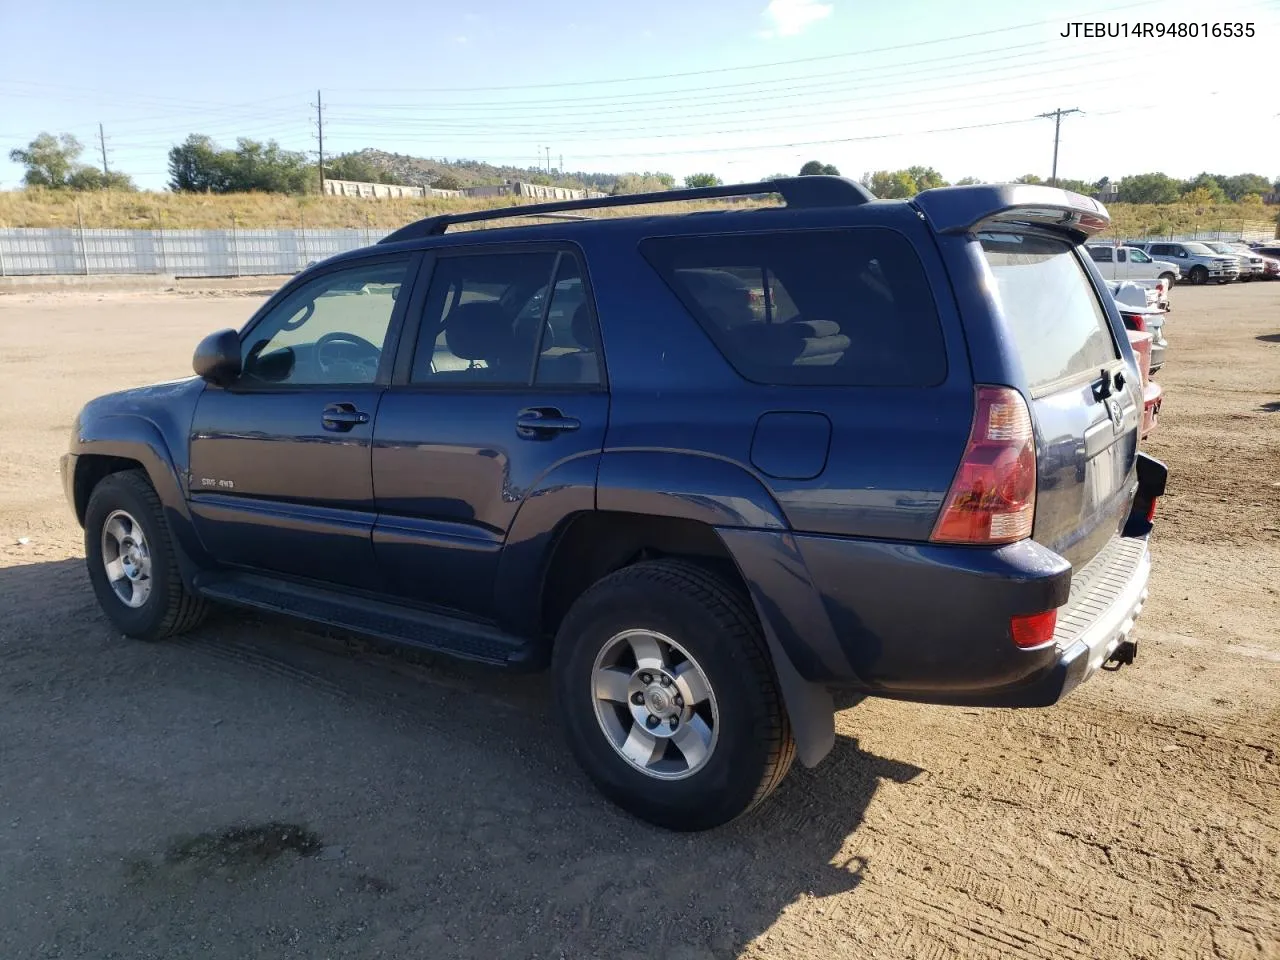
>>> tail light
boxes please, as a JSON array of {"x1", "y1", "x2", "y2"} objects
[
  {"x1": 931, "y1": 385, "x2": 1037, "y2": 545},
  {"x1": 1121, "y1": 311, "x2": 1147, "y2": 332}
]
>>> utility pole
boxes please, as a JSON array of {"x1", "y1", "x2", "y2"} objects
[
  {"x1": 559, "y1": 153, "x2": 564, "y2": 173},
  {"x1": 546, "y1": 146, "x2": 551, "y2": 173},
  {"x1": 314, "y1": 90, "x2": 326, "y2": 195},
  {"x1": 1036, "y1": 107, "x2": 1081, "y2": 187},
  {"x1": 98, "y1": 122, "x2": 109, "y2": 175}
]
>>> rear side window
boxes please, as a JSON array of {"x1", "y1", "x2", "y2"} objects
[
  {"x1": 980, "y1": 233, "x2": 1118, "y2": 391},
  {"x1": 640, "y1": 228, "x2": 946, "y2": 387},
  {"x1": 1087, "y1": 246, "x2": 1112, "y2": 262}
]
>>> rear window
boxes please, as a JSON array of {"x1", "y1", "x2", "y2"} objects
[
  {"x1": 980, "y1": 233, "x2": 1119, "y2": 391},
  {"x1": 640, "y1": 228, "x2": 946, "y2": 387}
]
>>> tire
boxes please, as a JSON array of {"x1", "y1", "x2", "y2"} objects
[
  {"x1": 552, "y1": 559, "x2": 795, "y2": 831},
  {"x1": 1159, "y1": 272, "x2": 1177, "y2": 286},
  {"x1": 84, "y1": 470, "x2": 208, "y2": 641},
  {"x1": 1189, "y1": 265, "x2": 1209, "y2": 285}
]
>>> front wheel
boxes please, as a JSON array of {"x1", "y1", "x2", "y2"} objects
[
  {"x1": 553, "y1": 559, "x2": 795, "y2": 831},
  {"x1": 1159, "y1": 272, "x2": 1177, "y2": 286},
  {"x1": 84, "y1": 470, "x2": 208, "y2": 641},
  {"x1": 1189, "y1": 265, "x2": 1209, "y2": 285}
]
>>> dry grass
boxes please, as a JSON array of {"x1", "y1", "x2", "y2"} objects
[
  {"x1": 0, "y1": 188, "x2": 776, "y2": 230},
  {"x1": 1, "y1": 189, "x2": 1273, "y2": 238}
]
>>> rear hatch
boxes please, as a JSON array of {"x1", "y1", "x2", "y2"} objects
[{"x1": 978, "y1": 232, "x2": 1141, "y2": 570}]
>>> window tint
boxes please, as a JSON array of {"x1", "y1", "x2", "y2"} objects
[
  {"x1": 410, "y1": 252, "x2": 557, "y2": 385},
  {"x1": 640, "y1": 228, "x2": 946, "y2": 387},
  {"x1": 1088, "y1": 246, "x2": 1113, "y2": 262},
  {"x1": 980, "y1": 233, "x2": 1118, "y2": 392},
  {"x1": 1149, "y1": 244, "x2": 1173, "y2": 256},
  {"x1": 1128, "y1": 248, "x2": 1150, "y2": 263},
  {"x1": 533, "y1": 258, "x2": 602, "y2": 386},
  {"x1": 1116, "y1": 248, "x2": 1127, "y2": 262},
  {"x1": 240, "y1": 257, "x2": 410, "y2": 386}
]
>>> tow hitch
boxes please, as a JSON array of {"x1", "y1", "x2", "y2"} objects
[{"x1": 1104, "y1": 639, "x2": 1138, "y2": 670}]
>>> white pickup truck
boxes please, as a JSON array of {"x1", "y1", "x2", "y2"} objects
[
  {"x1": 1086, "y1": 243, "x2": 1177, "y2": 310},
  {"x1": 1086, "y1": 243, "x2": 1181, "y2": 285}
]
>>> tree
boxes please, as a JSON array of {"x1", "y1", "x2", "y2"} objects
[
  {"x1": 799, "y1": 160, "x2": 840, "y2": 176},
  {"x1": 1181, "y1": 173, "x2": 1225, "y2": 203},
  {"x1": 430, "y1": 173, "x2": 464, "y2": 191},
  {"x1": 954, "y1": 176, "x2": 982, "y2": 186},
  {"x1": 168, "y1": 135, "x2": 233, "y2": 192},
  {"x1": 1116, "y1": 173, "x2": 1180, "y2": 204},
  {"x1": 8, "y1": 132, "x2": 135, "y2": 190},
  {"x1": 905, "y1": 166, "x2": 946, "y2": 192},
  {"x1": 1055, "y1": 178, "x2": 1094, "y2": 195},
  {"x1": 168, "y1": 134, "x2": 314, "y2": 194},
  {"x1": 1182, "y1": 187, "x2": 1220, "y2": 207},
  {"x1": 1014, "y1": 174, "x2": 1043, "y2": 185},
  {"x1": 683, "y1": 173, "x2": 722, "y2": 188},
  {"x1": 864, "y1": 170, "x2": 918, "y2": 199},
  {"x1": 1221, "y1": 173, "x2": 1272, "y2": 202}
]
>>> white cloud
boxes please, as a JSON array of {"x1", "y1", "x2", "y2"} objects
[
  {"x1": 759, "y1": 0, "x2": 833, "y2": 38},
  {"x1": 451, "y1": 35, "x2": 469, "y2": 45}
]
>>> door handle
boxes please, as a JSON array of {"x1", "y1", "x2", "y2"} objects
[
  {"x1": 516, "y1": 407, "x2": 580, "y2": 439},
  {"x1": 321, "y1": 403, "x2": 370, "y2": 431}
]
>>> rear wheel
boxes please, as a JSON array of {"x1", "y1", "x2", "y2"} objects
[
  {"x1": 1189, "y1": 265, "x2": 1209, "y2": 285},
  {"x1": 84, "y1": 471, "x2": 208, "y2": 641},
  {"x1": 553, "y1": 559, "x2": 794, "y2": 831},
  {"x1": 1159, "y1": 271, "x2": 1177, "y2": 285}
]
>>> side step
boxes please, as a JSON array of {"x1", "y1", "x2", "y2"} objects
[{"x1": 194, "y1": 572, "x2": 541, "y2": 669}]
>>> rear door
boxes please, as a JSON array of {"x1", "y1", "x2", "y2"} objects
[
  {"x1": 978, "y1": 232, "x2": 1140, "y2": 569},
  {"x1": 371, "y1": 245, "x2": 608, "y2": 621}
]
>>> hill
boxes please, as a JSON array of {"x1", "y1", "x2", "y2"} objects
[{"x1": 351, "y1": 149, "x2": 624, "y2": 193}]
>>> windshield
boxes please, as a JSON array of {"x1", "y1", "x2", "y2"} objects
[{"x1": 1184, "y1": 242, "x2": 1217, "y2": 256}]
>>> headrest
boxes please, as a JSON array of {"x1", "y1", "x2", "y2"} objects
[
  {"x1": 445, "y1": 301, "x2": 514, "y2": 362},
  {"x1": 571, "y1": 303, "x2": 594, "y2": 348}
]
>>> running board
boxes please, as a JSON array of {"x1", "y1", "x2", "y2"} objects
[{"x1": 193, "y1": 572, "x2": 541, "y2": 669}]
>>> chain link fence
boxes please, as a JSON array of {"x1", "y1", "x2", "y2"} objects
[{"x1": 0, "y1": 227, "x2": 394, "y2": 278}]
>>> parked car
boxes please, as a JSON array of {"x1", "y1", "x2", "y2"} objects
[
  {"x1": 1127, "y1": 241, "x2": 1240, "y2": 284},
  {"x1": 1085, "y1": 243, "x2": 1181, "y2": 286},
  {"x1": 1125, "y1": 329, "x2": 1162, "y2": 439},
  {"x1": 1201, "y1": 241, "x2": 1265, "y2": 281},
  {"x1": 1113, "y1": 297, "x2": 1167, "y2": 374},
  {"x1": 61, "y1": 180, "x2": 1166, "y2": 831}
]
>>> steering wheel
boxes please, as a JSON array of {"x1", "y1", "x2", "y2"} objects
[{"x1": 315, "y1": 331, "x2": 381, "y2": 380}]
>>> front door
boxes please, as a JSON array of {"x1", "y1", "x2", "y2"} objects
[
  {"x1": 189, "y1": 253, "x2": 417, "y2": 590},
  {"x1": 372, "y1": 246, "x2": 608, "y2": 621}
]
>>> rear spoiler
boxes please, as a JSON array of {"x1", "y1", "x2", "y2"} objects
[{"x1": 911, "y1": 184, "x2": 1110, "y2": 245}]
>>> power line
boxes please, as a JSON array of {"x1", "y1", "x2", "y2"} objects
[{"x1": 335, "y1": 0, "x2": 1166, "y2": 93}]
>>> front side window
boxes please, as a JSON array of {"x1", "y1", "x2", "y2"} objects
[
  {"x1": 640, "y1": 228, "x2": 947, "y2": 387},
  {"x1": 1116, "y1": 248, "x2": 1128, "y2": 263},
  {"x1": 980, "y1": 233, "x2": 1119, "y2": 392},
  {"x1": 1088, "y1": 246, "x2": 1113, "y2": 263},
  {"x1": 240, "y1": 257, "x2": 410, "y2": 386},
  {"x1": 1128, "y1": 249, "x2": 1150, "y2": 263}
]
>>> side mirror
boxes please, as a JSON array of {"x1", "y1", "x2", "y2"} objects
[{"x1": 193, "y1": 328, "x2": 242, "y2": 384}]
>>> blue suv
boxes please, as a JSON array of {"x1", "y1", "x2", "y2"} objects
[{"x1": 62, "y1": 178, "x2": 1166, "y2": 831}]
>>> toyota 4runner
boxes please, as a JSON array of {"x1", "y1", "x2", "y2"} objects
[{"x1": 63, "y1": 179, "x2": 1167, "y2": 831}]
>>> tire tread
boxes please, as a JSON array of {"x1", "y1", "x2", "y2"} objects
[
  {"x1": 580, "y1": 558, "x2": 795, "y2": 817},
  {"x1": 88, "y1": 470, "x2": 208, "y2": 639}
]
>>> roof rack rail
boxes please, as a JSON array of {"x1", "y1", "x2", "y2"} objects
[{"x1": 378, "y1": 175, "x2": 874, "y2": 244}]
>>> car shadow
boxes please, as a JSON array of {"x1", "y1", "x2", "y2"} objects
[
  {"x1": 1256, "y1": 333, "x2": 1280, "y2": 343},
  {"x1": 1, "y1": 556, "x2": 925, "y2": 959},
  {"x1": 1260, "y1": 400, "x2": 1280, "y2": 412}
]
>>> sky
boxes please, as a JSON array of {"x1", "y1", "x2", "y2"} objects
[{"x1": 2, "y1": 0, "x2": 1278, "y2": 191}]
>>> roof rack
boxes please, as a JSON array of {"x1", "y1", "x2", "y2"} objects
[{"x1": 378, "y1": 175, "x2": 874, "y2": 244}]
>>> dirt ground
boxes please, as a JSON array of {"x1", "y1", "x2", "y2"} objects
[{"x1": 1, "y1": 282, "x2": 1277, "y2": 960}]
